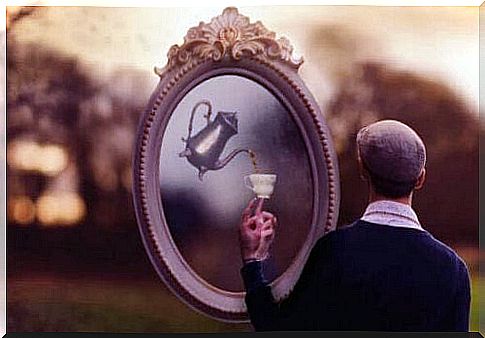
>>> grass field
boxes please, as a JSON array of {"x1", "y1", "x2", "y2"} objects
[
  {"x1": 7, "y1": 275, "x2": 250, "y2": 332},
  {"x1": 7, "y1": 274, "x2": 483, "y2": 332}
]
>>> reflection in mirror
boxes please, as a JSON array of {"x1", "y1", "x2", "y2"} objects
[{"x1": 159, "y1": 75, "x2": 314, "y2": 292}]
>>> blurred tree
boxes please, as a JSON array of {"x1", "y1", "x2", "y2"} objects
[{"x1": 7, "y1": 12, "x2": 149, "y2": 272}]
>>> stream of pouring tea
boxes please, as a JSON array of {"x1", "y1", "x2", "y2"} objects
[{"x1": 248, "y1": 149, "x2": 260, "y2": 173}]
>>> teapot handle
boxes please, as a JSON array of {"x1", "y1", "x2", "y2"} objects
[{"x1": 184, "y1": 100, "x2": 212, "y2": 142}]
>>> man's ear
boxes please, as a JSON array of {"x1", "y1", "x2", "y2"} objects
[
  {"x1": 357, "y1": 152, "x2": 368, "y2": 181},
  {"x1": 414, "y1": 168, "x2": 426, "y2": 190}
]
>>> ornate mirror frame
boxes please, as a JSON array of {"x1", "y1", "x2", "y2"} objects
[{"x1": 132, "y1": 7, "x2": 340, "y2": 322}]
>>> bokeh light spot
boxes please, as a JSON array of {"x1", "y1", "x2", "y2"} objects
[
  {"x1": 36, "y1": 192, "x2": 86, "y2": 227},
  {"x1": 8, "y1": 196, "x2": 36, "y2": 225}
]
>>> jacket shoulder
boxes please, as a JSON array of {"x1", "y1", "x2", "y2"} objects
[
  {"x1": 424, "y1": 234, "x2": 470, "y2": 273},
  {"x1": 312, "y1": 220, "x2": 360, "y2": 251}
]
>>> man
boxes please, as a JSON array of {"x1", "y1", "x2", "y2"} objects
[{"x1": 239, "y1": 120, "x2": 470, "y2": 331}]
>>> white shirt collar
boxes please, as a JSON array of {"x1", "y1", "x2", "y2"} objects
[{"x1": 361, "y1": 200, "x2": 424, "y2": 231}]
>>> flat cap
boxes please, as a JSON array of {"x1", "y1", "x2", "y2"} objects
[{"x1": 356, "y1": 120, "x2": 426, "y2": 183}]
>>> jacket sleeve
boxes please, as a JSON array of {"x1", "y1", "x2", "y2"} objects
[
  {"x1": 441, "y1": 259, "x2": 471, "y2": 332},
  {"x1": 452, "y1": 262, "x2": 471, "y2": 331},
  {"x1": 241, "y1": 232, "x2": 339, "y2": 331}
]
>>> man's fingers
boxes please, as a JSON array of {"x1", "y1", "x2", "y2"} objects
[
  {"x1": 261, "y1": 228, "x2": 274, "y2": 241},
  {"x1": 242, "y1": 198, "x2": 257, "y2": 222},
  {"x1": 255, "y1": 198, "x2": 264, "y2": 215},
  {"x1": 261, "y1": 220, "x2": 275, "y2": 235},
  {"x1": 244, "y1": 217, "x2": 274, "y2": 234},
  {"x1": 247, "y1": 215, "x2": 260, "y2": 223},
  {"x1": 243, "y1": 204, "x2": 277, "y2": 232},
  {"x1": 261, "y1": 228, "x2": 273, "y2": 235},
  {"x1": 261, "y1": 213, "x2": 277, "y2": 230},
  {"x1": 242, "y1": 199, "x2": 256, "y2": 216},
  {"x1": 261, "y1": 211, "x2": 275, "y2": 221},
  {"x1": 262, "y1": 219, "x2": 274, "y2": 231},
  {"x1": 243, "y1": 215, "x2": 262, "y2": 231},
  {"x1": 247, "y1": 214, "x2": 266, "y2": 228}
]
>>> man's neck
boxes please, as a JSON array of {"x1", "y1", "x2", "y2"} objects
[{"x1": 368, "y1": 190, "x2": 412, "y2": 206}]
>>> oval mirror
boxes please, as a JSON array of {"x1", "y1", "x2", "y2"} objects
[{"x1": 133, "y1": 7, "x2": 340, "y2": 322}]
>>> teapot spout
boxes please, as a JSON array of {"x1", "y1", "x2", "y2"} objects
[
  {"x1": 214, "y1": 148, "x2": 249, "y2": 170},
  {"x1": 198, "y1": 166, "x2": 208, "y2": 181}
]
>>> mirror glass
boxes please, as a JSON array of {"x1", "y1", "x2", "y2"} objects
[{"x1": 159, "y1": 75, "x2": 314, "y2": 292}]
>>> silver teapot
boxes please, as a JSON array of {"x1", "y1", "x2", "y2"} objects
[{"x1": 179, "y1": 100, "x2": 249, "y2": 180}]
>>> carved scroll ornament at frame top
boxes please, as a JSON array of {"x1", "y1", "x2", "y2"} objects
[{"x1": 154, "y1": 7, "x2": 304, "y2": 76}]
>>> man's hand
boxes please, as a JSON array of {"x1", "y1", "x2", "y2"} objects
[{"x1": 239, "y1": 198, "x2": 277, "y2": 263}]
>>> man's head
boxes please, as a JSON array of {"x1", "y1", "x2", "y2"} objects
[{"x1": 356, "y1": 120, "x2": 426, "y2": 199}]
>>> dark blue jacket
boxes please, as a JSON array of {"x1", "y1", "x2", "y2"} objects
[{"x1": 241, "y1": 220, "x2": 471, "y2": 331}]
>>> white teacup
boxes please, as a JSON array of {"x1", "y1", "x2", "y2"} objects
[{"x1": 244, "y1": 173, "x2": 277, "y2": 199}]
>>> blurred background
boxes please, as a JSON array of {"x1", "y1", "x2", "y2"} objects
[{"x1": 5, "y1": 5, "x2": 481, "y2": 332}]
